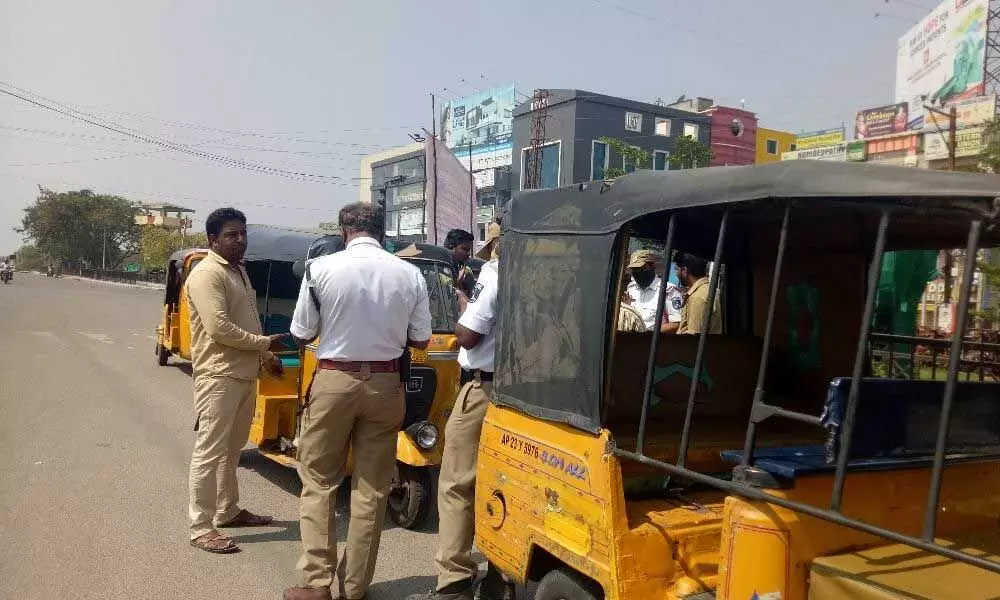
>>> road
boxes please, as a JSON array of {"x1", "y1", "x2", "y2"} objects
[{"x1": 0, "y1": 272, "x2": 463, "y2": 600}]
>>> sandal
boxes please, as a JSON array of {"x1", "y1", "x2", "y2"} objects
[
  {"x1": 218, "y1": 508, "x2": 273, "y2": 528},
  {"x1": 190, "y1": 531, "x2": 240, "y2": 554}
]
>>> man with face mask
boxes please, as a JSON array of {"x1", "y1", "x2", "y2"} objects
[{"x1": 625, "y1": 249, "x2": 684, "y2": 333}]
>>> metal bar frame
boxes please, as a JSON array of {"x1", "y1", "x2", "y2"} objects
[
  {"x1": 923, "y1": 220, "x2": 983, "y2": 541},
  {"x1": 637, "y1": 213, "x2": 677, "y2": 453},
  {"x1": 831, "y1": 209, "x2": 891, "y2": 511}
]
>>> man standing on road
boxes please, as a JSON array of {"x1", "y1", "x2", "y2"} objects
[
  {"x1": 407, "y1": 222, "x2": 502, "y2": 600},
  {"x1": 284, "y1": 202, "x2": 432, "y2": 600},
  {"x1": 626, "y1": 249, "x2": 684, "y2": 333},
  {"x1": 186, "y1": 208, "x2": 286, "y2": 554},
  {"x1": 674, "y1": 252, "x2": 722, "y2": 335}
]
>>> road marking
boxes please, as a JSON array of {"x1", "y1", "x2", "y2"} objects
[
  {"x1": 27, "y1": 331, "x2": 59, "y2": 341},
  {"x1": 76, "y1": 331, "x2": 113, "y2": 344}
]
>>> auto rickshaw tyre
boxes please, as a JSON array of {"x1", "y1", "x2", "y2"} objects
[
  {"x1": 157, "y1": 344, "x2": 170, "y2": 366},
  {"x1": 386, "y1": 462, "x2": 431, "y2": 530},
  {"x1": 535, "y1": 568, "x2": 602, "y2": 600}
]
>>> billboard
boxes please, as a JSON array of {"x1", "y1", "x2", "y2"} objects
[
  {"x1": 924, "y1": 124, "x2": 986, "y2": 159},
  {"x1": 924, "y1": 94, "x2": 997, "y2": 130},
  {"x1": 796, "y1": 128, "x2": 845, "y2": 150},
  {"x1": 895, "y1": 0, "x2": 989, "y2": 129},
  {"x1": 425, "y1": 134, "x2": 474, "y2": 245},
  {"x1": 441, "y1": 85, "x2": 516, "y2": 189},
  {"x1": 855, "y1": 103, "x2": 909, "y2": 139},
  {"x1": 781, "y1": 142, "x2": 848, "y2": 161}
]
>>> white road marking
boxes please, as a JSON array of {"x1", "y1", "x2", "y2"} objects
[
  {"x1": 76, "y1": 332, "x2": 113, "y2": 344},
  {"x1": 27, "y1": 331, "x2": 59, "y2": 341}
]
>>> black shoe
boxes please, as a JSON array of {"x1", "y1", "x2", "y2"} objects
[{"x1": 403, "y1": 581, "x2": 475, "y2": 600}]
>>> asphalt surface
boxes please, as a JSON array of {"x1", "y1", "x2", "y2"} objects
[{"x1": 0, "y1": 272, "x2": 461, "y2": 600}]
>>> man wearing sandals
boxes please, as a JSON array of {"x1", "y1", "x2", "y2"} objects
[
  {"x1": 284, "y1": 202, "x2": 432, "y2": 600},
  {"x1": 186, "y1": 208, "x2": 289, "y2": 554}
]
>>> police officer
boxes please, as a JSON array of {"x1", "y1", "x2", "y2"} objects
[
  {"x1": 407, "y1": 222, "x2": 502, "y2": 600},
  {"x1": 626, "y1": 249, "x2": 684, "y2": 333}
]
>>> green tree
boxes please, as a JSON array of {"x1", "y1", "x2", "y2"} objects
[
  {"x1": 668, "y1": 135, "x2": 714, "y2": 169},
  {"x1": 14, "y1": 245, "x2": 48, "y2": 271},
  {"x1": 16, "y1": 188, "x2": 141, "y2": 268},
  {"x1": 599, "y1": 137, "x2": 649, "y2": 179},
  {"x1": 979, "y1": 116, "x2": 1000, "y2": 173},
  {"x1": 139, "y1": 226, "x2": 208, "y2": 271}
]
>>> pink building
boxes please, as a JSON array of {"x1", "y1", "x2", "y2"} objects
[{"x1": 703, "y1": 104, "x2": 758, "y2": 167}]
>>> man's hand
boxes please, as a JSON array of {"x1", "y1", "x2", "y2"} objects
[
  {"x1": 455, "y1": 288, "x2": 469, "y2": 314},
  {"x1": 262, "y1": 355, "x2": 284, "y2": 377},
  {"x1": 267, "y1": 333, "x2": 290, "y2": 352}
]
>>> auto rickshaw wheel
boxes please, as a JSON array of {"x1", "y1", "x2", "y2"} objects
[
  {"x1": 156, "y1": 343, "x2": 170, "y2": 366},
  {"x1": 387, "y1": 462, "x2": 431, "y2": 530},
  {"x1": 535, "y1": 568, "x2": 602, "y2": 600}
]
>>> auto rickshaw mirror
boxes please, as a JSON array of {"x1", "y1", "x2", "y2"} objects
[{"x1": 292, "y1": 260, "x2": 305, "y2": 280}]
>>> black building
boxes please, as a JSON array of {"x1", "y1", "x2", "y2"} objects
[{"x1": 511, "y1": 89, "x2": 712, "y2": 191}]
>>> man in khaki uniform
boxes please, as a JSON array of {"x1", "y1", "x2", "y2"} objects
[
  {"x1": 285, "y1": 203, "x2": 432, "y2": 600},
  {"x1": 407, "y1": 223, "x2": 503, "y2": 600},
  {"x1": 186, "y1": 208, "x2": 288, "y2": 554},
  {"x1": 674, "y1": 252, "x2": 722, "y2": 335}
]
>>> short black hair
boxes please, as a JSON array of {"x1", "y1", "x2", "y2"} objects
[
  {"x1": 339, "y1": 202, "x2": 385, "y2": 238},
  {"x1": 444, "y1": 229, "x2": 474, "y2": 249},
  {"x1": 205, "y1": 208, "x2": 247, "y2": 238},
  {"x1": 673, "y1": 252, "x2": 709, "y2": 278}
]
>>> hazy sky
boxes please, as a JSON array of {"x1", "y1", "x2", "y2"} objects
[{"x1": 0, "y1": 0, "x2": 928, "y2": 254}]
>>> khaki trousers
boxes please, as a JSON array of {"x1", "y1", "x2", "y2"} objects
[
  {"x1": 435, "y1": 380, "x2": 492, "y2": 591},
  {"x1": 296, "y1": 368, "x2": 403, "y2": 599},
  {"x1": 188, "y1": 375, "x2": 255, "y2": 539}
]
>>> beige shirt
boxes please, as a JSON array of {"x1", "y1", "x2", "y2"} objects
[
  {"x1": 187, "y1": 250, "x2": 270, "y2": 379},
  {"x1": 678, "y1": 277, "x2": 722, "y2": 335}
]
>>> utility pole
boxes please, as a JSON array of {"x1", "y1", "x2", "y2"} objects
[
  {"x1": 925, "y1": 102, "x2": 960, "y2": 329},
  {"x1": 429, "y1": 94, "x2": 439, "y2": 244},
  {"x1": 527, "y1": 89, "x2": 550, "y2": 190},
  {"x1": 469, "y1": 139, "x2": 476, "y2": 238}
]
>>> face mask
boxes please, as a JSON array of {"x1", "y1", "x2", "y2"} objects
[{"x1": 632, "y1": 268, "x2": 656, "y2": 289}]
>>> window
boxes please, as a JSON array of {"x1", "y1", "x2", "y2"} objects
[
  {"x1": 683, "y1": 122, "x2": 699, "y2": 139},
  {"x1": 591, "y1": 140, "x2": 609, "y2": 180},
  {"x1": 790, "y1": 143, "x2": 797, "y2": 151},
  {"x1": 655, "y1": 118, "x2": 671, "y2": 136},
  {"x1": 766, "y1": 139, "x2": 779, "y2": 155},
  {"x1": 653, "y1": 150, "x2": 669, "y2": 171},
  {"x1": 624, "y1": 145, "x2": 642, "y2": 174},
  {"x1": 521, "y1": 141, "x2": 561, "y2": 190}
]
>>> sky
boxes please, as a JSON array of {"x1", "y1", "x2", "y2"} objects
[{"x1": 0, "y1": 0, "x2": 932, "y2": 255}]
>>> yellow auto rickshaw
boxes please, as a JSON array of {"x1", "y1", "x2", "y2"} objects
[
  {"x1": 475, "y1": 162, "x2": 1000, "y2": 599},
  {"x1": 249, "y1": 234, "x2": 466, "y2": 529}
]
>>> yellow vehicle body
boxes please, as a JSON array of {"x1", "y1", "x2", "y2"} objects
[{"x1": 154, "y1": 249, "x2": 205, "y2": 364}]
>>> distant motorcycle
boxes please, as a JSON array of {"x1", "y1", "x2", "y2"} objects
[
  {"x1": 46, "y1": 265, "x2": 55, "y2": 278},
  {"x1": 1, "y1": 268, "x2": 12, "y2": 284}
]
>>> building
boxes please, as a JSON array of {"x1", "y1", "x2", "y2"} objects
[
  {"x1": 510, "y1": 89, "x2": 712, "y2": 192},
  {"x1": 135, "y1": 203, "x2": 194, "y2": 233},
  {"x1": 756, "y1": 128, "x2": 797, "y2": 164},
  {"x1": 703, "y1": 105, "x2": 758, "y2": 166},
  {"x1": 362, "y1": 144, "x2": 428, "y2": 242}
]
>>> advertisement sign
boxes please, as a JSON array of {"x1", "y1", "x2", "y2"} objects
[
  {"x1": 425, "y1": 135, "x2": 474, "y2": 245},
  {"x1": 866, "y1": 134, "x2": 921, "y2": 158},
  {"x1": 441, "y1": 85, "x2": 516, "y2": 158},
  {"x1": 625, "y1": 112, "x2": 643, "y2": 132},
  {"x1": 924, "y1": 94, "x2": 997, "y2": 131},
  {"x1": 924, "y1": 125, "x2": 986, "y2": 159},
  {"x1": 896, "y1": 0, "x2": 989, "y2": 129},
  {"x1": 847, "y1": 140, "x2": 867, "y2": 161},
  {"x1": 781, "y1": 142, "x2": 848, "y2": 161},
  {"x1": 855, "y1": 103, "x2": 909, "y2": 139},
  {"x1": 796, "y1": 128, "x2": 845, "y2": 150}
]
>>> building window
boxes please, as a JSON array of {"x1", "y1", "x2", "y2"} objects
[
  {"x1": 624, "y1": 145, "x2": 642, "y2": 174},
  {"x1": 653, "y1": 150, "x2": 669, "y2": 171},
  {"x1": 655, "y1": 118, "x2": 671, "y2": 136},
  {"x1": 521, "y1": 141, "x2": 561, "y2": 190},
  {"x1": 683, "y1": 122, "x2": 699, "y2": 139},
  {"x1": 766, "y1": 139, "x2": 779, "y2": 155},
  {"x1": 591, "y1": 140, "x2": 609, "y2": 180},
  {"x1": 790, "y1": 143, "x2": 797, "y2": 151}
]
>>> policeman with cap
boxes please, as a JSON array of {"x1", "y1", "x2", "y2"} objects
[{"x1": 625, "y1": 249, "x2": 684, "y2": 333}]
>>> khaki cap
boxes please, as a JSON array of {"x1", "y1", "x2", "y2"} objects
[
  {"x1": 628, "y1": 249, "x2": 659, "y2": 269},
  {"x1": 476, "y1": 222, "x2": 501, "y2": 259}
]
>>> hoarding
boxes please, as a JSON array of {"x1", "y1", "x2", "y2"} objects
[
  {"x1": 847, "y1": 140, "x2": 867, "y2": 161},
  {"x1": 924, "y1": 124, "x2": 986, "y2": 159},
  {"x1": 440, "y1": 85, "x2": 516, "y2": 190},
  {"x1": 924, "y1": 94, "x2": 997, "y2": 131},
  {"x1": 855, "y1": 103, "x2": 909, "y2": 139},
  {"x1": 796, "y1": 128, "x2": 845, "y2": 150},
  {"x1": 781, "y1": 142, "x2": 848, "y2": 161},
  {"x1": 895, "y1": 0, "x2": 989, "y2": 129},
  {"x1": 425, "y1": 134, "x2": 474, "y2": 245}
]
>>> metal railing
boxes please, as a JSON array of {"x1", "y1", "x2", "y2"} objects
[
  {"x1": 79, "y1": 268, "x2": 166, "y2": 285},
  {"x1": 614, "y1": 203, "x2": 1000, "y2": 575},
  {"x1": 870, "y1": 331, "x2": 1000, "y2": 382}
]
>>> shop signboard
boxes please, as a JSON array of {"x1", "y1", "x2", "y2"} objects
[
  {"x1": 866, "y1": 133, "x2": 921, "y2": 159},
  {"x1": 855, "y1": 103, "x2": 909, "y2": 139},
  {"x1": 924, "y1": 95, "x2": 997, "y2": 131},
  {"x1": 923, "y1": 125, "x2": 986, "y2": 160},
  {"x1": 896, "y1": 0, "x2": 989, "y2": 129},
  {"x1": 781, "y1": 142, "x2": 848, "y2": 161},
  {"x1": 847, "y1": 140, "x2": 867, "y2": 161},
  {"x1": 796, "y1": 127, "x2": 845, "y2": 150}
]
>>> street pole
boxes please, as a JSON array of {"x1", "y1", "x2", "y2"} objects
[
  {"x1": 949, "y1": 105, "x2": 957, "y2": 172},
  {"x1": 102, "y1": 226, "x2": 107, "y2": 270}
]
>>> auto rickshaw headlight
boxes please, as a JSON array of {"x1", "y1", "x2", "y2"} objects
[{"x1": 406, "y1": 421, "x2": 439, "y2": 450}]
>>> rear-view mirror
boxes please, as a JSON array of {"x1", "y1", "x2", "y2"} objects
[{"x1": 292, "y1": 260, "x2": 305, "y2": 280}]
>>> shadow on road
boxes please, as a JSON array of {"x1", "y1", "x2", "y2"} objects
[
  {"x1": 229, "y1": 520, "x2": 301, "y2": 544},
  {"x1": 369, "y1": 575, "x2": 437, "y2": 599},
  {"x1": 240, "y1": 448, "x2": 302, "y2": 497}
]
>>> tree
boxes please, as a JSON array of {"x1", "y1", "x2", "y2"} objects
[
  {"x1": 14, "y1": 245, "x2": 48, "y2": 271},
  {"x1": 17, "y1": 188, "x2": 141, "y2": 269},
  {"x1": 668, "y1": 135, "x2": 714, "y2": 169},
  {"x1": 978, "y1": 116, "x2": 1000, "y2": 174},
  {"x1": 599, "y1": 137, "x2": 649, "y2": 179},
  {"x1": 140, "y1": 226, "x2": 208, "y2": 272}
]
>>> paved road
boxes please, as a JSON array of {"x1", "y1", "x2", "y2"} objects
[{"x1": 0, "y1": 272, "x2": 454, "y2": 600}]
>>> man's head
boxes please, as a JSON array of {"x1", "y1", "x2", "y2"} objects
[
  {"x1": 444, "y1": 229, "x2": 475, "y2": 264},
  {"x1": 205, "y1": 208, "x2": 248, "y2": 264},
  {"x1": 338, "y1": 202, "x2": 385, "y2": 243},
  {"x1": 628, "y1": 249, "x2": 659, "y2": 290},
  {"x1": 674, "y1": 252, "x2": 709, "y2": 288}
]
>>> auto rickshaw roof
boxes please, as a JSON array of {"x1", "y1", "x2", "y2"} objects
[
  {"x1": 507, "y1": 161, "x2": 1000, "y2": 236},
  {"x1": 167, "y1": 225, "x2": 328, "y2": 266}
]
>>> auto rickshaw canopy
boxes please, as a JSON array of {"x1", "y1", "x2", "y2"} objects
[{"x1": 496, "y1": 161, "x2": 1000, "y2": 433}]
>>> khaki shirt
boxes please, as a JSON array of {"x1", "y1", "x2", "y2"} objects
[
  {"x1": 618, "y1": 303, "x2": 647, "y2": 333},
  {"x1": 678, "y1": 277, "x2": 722, "y2": 335},
  {"x1": 187, "y1": 251, "x2": 270, "y2": 379}
]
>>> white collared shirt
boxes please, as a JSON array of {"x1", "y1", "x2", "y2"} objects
[
  {"x1": 458, "y1": 259, "x2": 498, "y2": 372},
  {"x1": 626, "y1": 275, "x2": 684, "y2": 330},
  {"x1": 290, "y1": 237, "x2": 432, "y2": 361}
]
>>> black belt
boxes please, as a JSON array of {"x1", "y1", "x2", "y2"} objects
[{"x1": 460, "y1": 368, "x2": 494, "y2": 384}]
